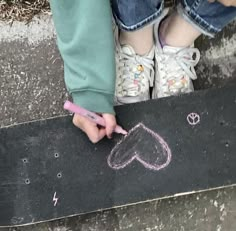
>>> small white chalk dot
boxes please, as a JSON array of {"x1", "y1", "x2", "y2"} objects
[
  {"x1": 54, "y1": 153, "x2": 59, "y2": 158},
  {"x1": 22, "y1": 158, "x2": 28, "y2": 163},
  {"x1": 57, "y1": 172, "x2": 62, "y2": 178}
]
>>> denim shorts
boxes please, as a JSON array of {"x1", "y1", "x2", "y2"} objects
[{"x1": 111, "y1": 0, "x2": 236, "y2": 37}]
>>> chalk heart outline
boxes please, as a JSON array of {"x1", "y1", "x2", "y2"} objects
[{"x1": 107, "y1": 123, "x2": 172, "y2": 171}]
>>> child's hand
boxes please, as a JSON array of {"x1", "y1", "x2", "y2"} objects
[{"x1": 72, "y1": 113, "x2": 117, "y2": 143}]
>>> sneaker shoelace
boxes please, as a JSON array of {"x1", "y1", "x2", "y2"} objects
[
  {"x1": 116, "y1": 51, "x2": 155, "y2": 97},
  {"x1": 157, "y1": 47, "x2": 200, "y2": 95}
]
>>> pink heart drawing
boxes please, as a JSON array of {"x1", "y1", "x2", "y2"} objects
[{"x1": 107, "y1": 123, "x2": 172, "y2": 171}]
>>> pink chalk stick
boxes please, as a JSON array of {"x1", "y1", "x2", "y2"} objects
[{"x1": 64, "y1": 101, "x2": 127, "y2": 135}]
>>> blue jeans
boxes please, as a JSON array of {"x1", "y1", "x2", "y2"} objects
[{"x1": 111, "y1": 0, "x2": 236, "y2": 37}]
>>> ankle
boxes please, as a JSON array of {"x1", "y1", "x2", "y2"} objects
[
  {"x1": 119, "y1": 26, "x2": 154, "y2": 55},
  {"x1": 158, "y1": 13, "x2": 201, "y2": 48},
  {"x1": 158, "y1": 19, "x2": 168, "y2": 47}
]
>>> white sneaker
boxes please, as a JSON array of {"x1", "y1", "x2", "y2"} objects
[
  {"x1": 153, "y1": 12, "x2": 201, "y2": 99},
  {"x1": 114, "y1": 32, "x2": 155, "y2": 105}
]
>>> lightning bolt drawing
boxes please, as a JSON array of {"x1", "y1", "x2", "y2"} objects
[{"x1": 53, "y1": 192, "x2": 58, "y2": 206}]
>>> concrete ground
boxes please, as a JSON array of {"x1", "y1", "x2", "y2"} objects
[{"x1": 0, "y1": 15, "x2": 236, "y2": 231}]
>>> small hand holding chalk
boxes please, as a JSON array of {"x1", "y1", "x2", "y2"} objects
[
  {"x1": 72, "y1": 113, "x2": 116, "y2": 143},
  {"x1": 64, "y1": 101, "x2": 127, "y2": 143}
]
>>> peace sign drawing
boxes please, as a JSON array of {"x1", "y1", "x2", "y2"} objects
[{"x1": 187, "y1": 113, "x2": 200, "y2": 126}]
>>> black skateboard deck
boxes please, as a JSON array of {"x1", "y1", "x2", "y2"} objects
[{"x1": 0, "y1": 84, "x2": 236, "y2": 227}]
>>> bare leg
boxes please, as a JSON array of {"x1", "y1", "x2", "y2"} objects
[
  {"x1": 160, "y1": 12, "x2": 201, "y2": 47},
  {"x1": 119, "y1": 25, "x2": 154, "y2": 55}
]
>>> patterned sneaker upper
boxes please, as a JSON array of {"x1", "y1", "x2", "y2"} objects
[
  {"x1": 153, "y1": 11, "x2": 200, "y2": 99},
  {"x1": 115, "y1": 33, "x2": 155, "y2": 105}
]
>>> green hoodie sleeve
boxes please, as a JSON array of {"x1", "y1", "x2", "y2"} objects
[{"x1": 50, "y1": 0, "x2": 116, "y2": 114}]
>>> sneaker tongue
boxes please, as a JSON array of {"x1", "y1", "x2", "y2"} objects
[
  {"x1": 121, "y1": 45, "x2": 136, "y2": 56},
  {"x1": 162, "y1": 45, "x2": 183, "y2": 53}
]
